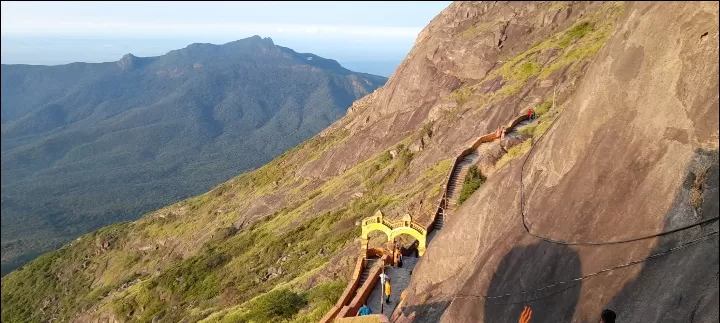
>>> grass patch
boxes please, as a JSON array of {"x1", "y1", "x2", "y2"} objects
[
  {"x1": 494, "y1": 82, "x2": 524, "y2": 100},
  {"x1": 532, "y1": 118, "x2": 554, "y2": 138},
  {"x1": 457, "y1": 166, "x2": 486, "y2": 205},
  {"x1": 243, "y1": 289, "x2": 308, "y2": 322},
  {"x1": 302, "y1": 129, "x2": 351, "y2": 165},
  {"x1": 539, "y1": 36, "x2": 606, "y2": 79},
  {"x1": 203, "y1": 280, "x2": 345, "y2": 323},
  {"x1": 548, "y1": 1, "x2": 572, "y2": 12},
  {"x1": 536, "y1": 100, "x2": 552, "y2": 116},
  {"x1": 506, "y1": 61, "x2": 543, "y2": 83},
  {"x1": 478, "y1": 1, "x2": 626, "y2": 91},
  {"x1": 460, "y1": 22, "x2": 496, "y2": 38},
  {"x1": 539, "y1": 3, "x2": 625, "y2": 79},
  {"x1": 558, "y1": 21, "x2": 594, "y2": 48},
  {"x1": 451, "y1": 87, "x2": 472, "y2": 107},
  {"x1": 495, "y1": 140, "x2": 532, "y2": 170},
  {"x1": 421, "y1": 159, "x2": 454, "y2": 182},
  {"x1": 518, "y1": 124, "x2": 538, "y2": 137},
  {"x1": 518, "y1": 118, "x2": 554, "y2": 139}
]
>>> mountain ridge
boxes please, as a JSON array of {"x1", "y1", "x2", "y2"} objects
[
  {"x1": 0, "y1": 35, "x2": 386, "y2": 276},
  {"x1": 2, "y1": 2, "x2": 718, "y2": 323}
]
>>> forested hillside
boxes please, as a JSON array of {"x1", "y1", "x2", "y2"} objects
[{"x1": 0, "y1": 35, "x2": 386, "y2": 275}]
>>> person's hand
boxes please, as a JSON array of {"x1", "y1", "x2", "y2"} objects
[{"x1": 518, "y1": 305, "x2": 532, "y2": 323}]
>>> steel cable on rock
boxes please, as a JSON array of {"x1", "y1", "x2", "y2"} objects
[
  {"x1": 395, "y1": 106, "x2": 718, "y2": 308},
  {"x1": 444, "y1": 106, "x2": 720, "y2": 304},
  {"x1": 518, "y1": 109, "x2": 719, "y2": 245},
  {"x1": 453, "y1": 230, "x2": 718, "y2": 303}
]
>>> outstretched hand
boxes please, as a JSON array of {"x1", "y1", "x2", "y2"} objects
[{"x1": 518, "y1": 305, "x2": 532, "y2": 323}]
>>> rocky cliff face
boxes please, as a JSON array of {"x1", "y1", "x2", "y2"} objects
[
  {"x1": 301, "y1": 1, "x2": 616, "y2": 180},
  {"x1": 398, "y1": 2, "x2": 719, "y2": 322},
  {"x1": 2, "y1": 1, "x2": 717, "y2": 322}
]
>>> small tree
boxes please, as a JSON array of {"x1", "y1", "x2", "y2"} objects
[{"x1": 458, "y1": 166, "x2": 486, "y2": 205}]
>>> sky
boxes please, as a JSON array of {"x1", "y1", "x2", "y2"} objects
[{"x1": 0, "y1": 1, "x2": 452, "y2": 76}]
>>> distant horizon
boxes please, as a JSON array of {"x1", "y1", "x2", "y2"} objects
[
  {"x1": 0, "y1": 35, "x2": 403, "y2": 76},
  {"x1": 0, "y1": 1, "x2": 452, "y2": 76}
]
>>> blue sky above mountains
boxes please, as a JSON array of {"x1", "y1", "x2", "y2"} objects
[{"x1": 1, "y1": 1, "x2": 451, "y2": 75}]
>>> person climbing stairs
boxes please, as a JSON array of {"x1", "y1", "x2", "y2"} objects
[{"x1": 384, "y1": 279, "x2": 392, "y2": 304}]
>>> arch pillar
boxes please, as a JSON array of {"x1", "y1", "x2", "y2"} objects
[
  {"x1": 418, "y1": 243, "x2": 427, "y2": 256},
  {"x1": 360, "y1": 210, "x2": 428, "y2": 259},
  {"x1": 361, "y1": 238, "x2": 369, "y2": 258},
  {"x1": 402, "y1": 214, "x2": 412, "y2": 228}
]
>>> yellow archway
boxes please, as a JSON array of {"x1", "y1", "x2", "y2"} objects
[{"x1": 360, "y1": 211, "x2": 427, "y2": 257}]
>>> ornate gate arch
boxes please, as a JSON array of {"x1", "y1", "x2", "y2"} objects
[{"x1": 360, "y1": 211, "x2": 427, "y2": 257}]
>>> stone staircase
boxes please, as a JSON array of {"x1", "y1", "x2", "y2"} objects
[
  {"x1": 350, "y1": 257, "x2": 379, "y2": 300},
  {"x1": 434, "y1": 210, "x2": 445, "y2": 231},
  {"x1": 445, "y1": 150, "x2": 480, "y2": 211},
  {"x1": 322, "y1": 114, "x2": 537, "y2": 323}
]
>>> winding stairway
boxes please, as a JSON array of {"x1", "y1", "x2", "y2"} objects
[
  {"x1": 351, "y1": 258, "x2": 378, "y2": 300},
  {"x1": 444, "y1": 150, "x2": 480, "y2": 213},
  {"x1": 322, "y1": 113, "x2": 533, "y2": 323},
  {"x1": 434, "y1": 211, "x2": 445, "y2": 231}
]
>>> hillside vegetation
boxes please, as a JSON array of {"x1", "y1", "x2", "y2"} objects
[
  {"x1": 0, "y1": 36, "x2": 386, "y2": 275},
  {"x1": 3, "y1": 2, "x2": 718, "y2": 323}
]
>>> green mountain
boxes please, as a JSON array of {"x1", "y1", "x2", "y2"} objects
[
  {"x1": 0, "y1": 35, "x2": 386, "y2": 275},
  {"x1": 2, "y1": 2, "x2": 717, "y2": 323}
]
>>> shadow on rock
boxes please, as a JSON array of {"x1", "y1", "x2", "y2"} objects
[
  {"x1": 603, "y1": 148, "x2": 719, "y2": 323},
  {"x1": 481, "y1": 242, "x2": 583, "y2": 323},
  {"x1": 399, "y1": 300, "x2": 452, "y2": 323}
]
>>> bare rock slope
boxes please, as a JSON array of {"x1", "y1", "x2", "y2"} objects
[
  {"x1": 400, "y1": 2, "x2": 719, "y2": 322},
  {"x1": 1, "y1": 1, "x2": 717, "y2": 322}
]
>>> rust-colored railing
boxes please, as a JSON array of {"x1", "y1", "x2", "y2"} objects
[
  {"x1": 320, "y1": 256, "x2": 367, "y2": 323},
  {"x1": 335, "y1": 255, "x2": 392, "y2": 319},
  {"x1": 323, "y1": 113, "x2": 531, "y2": 322},
  {"x1": 427, "y1": 113, "x2": 530, "y2": 232}
]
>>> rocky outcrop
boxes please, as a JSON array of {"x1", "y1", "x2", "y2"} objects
[
  {"x1": 298, "y1": 1, "x2": 608, "y2": 181},
  {"x1": 116, "y1": 53, "x2": 150, "y2": 71},
  {"x1": 4, "y1": 2, "x2": 717, "y2": 322},
  {"x1": 399, "y1": 2, "x2": 719, "y2": 322}
]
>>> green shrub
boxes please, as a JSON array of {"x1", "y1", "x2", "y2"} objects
[
  {"x1": 245, "y1": 289, "x2": 307, "y2": 322},
  {"x1": 558, "y1": 21, "x2": 594, "y2": 47},
  {"x1": 451, "y1": 87, "x2": 472, "y2": 106},
  {"x1": 511, "y1": 61, "x2": 542, "y2": 83},
  {"x1": 378, "y1": 151, "x2": 393, "y2": 165},
  {"x1": 422, "y1": 122, "x2": 434, "y2": 138},
  {"x1": 518, "y1": 124, "x2": 538, "y2": 137},
  {"x1": 307, "y1": 280, "x2": 346, "y2": 305},
  {"x1": 458, "y1": 166, "x2": 486, "y2": 205},
  {"x1": 220, "y1": 312, "x2": 250, "y2": 323},
  {"x1": 495, "y1": 140, "x2": 532, "y2": 170},
  {"x1": 536, "y1": 100, "x2": 552, "y2": 116}
]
